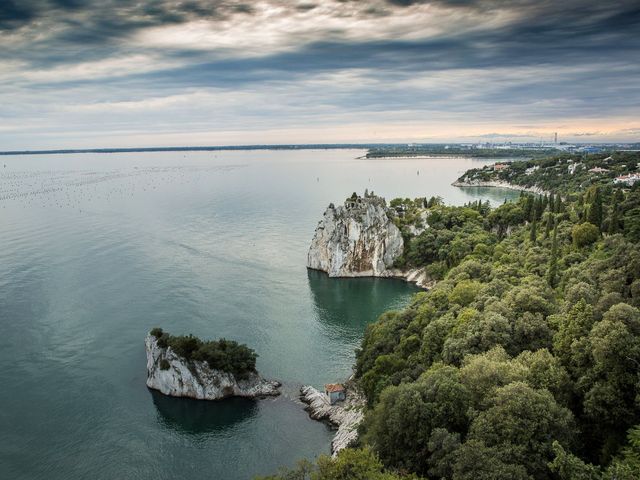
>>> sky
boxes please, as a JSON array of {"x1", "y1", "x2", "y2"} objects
[{"x1": 1, "y1": 0, "x2": 639, "y2": 150}]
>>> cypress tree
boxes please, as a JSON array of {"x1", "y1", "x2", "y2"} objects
[
  {"x1": 608, "y1": 190, "x2": 624, "y2": 234},
  {"x1": 547, "y1": 221, "x2": 559, "y2": 287},
  {"x1": 587, "y1": 187, "x2": 603, "y2": 230},
  {"x1": 533, "y1": 197, "x2": 542, "y2": 221},
  {"x1": 523, "y1": 195, "x2": 533, "y2": 221},
  {"x1": 544, "y1": 213, "x2": 553, "y2": 239},
  {"x1": 530, "y1": 217, "x2": 538, "y2": 243}
]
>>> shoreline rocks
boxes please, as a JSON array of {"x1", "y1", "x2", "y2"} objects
[
  {"x1": 307, "y1": 192, "x2": 403, "y2": 278},
  {"x1": 145, "y1": 334, "x2": 280, "y2": 400},
  {"x1": 382, "y1": 266, "x2": 435, "y2": 290},
  {"x1": 300, "y1": 384, "x2": 365, "y2": 456}
]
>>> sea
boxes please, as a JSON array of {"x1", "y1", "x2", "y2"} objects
[{"x1": 0, "y1": 149, "x2": 520, "y2": 479}]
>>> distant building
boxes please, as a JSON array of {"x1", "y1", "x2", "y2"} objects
[
  {"x1": 579, "y1": 146, "x2": 602, "y2": 153},
  {"x1": 525, "y1": 165, "x2": 540, "y2": 175},
  {"x1": 614, "y1": 173, "x2": 640, "y2": 186},
  {"x1": 325, "y1": 384, "x2": 346, "y2": 404},
  {"x1": 588, "y1": 167, "x2": 609, "y2": 173},
  {"x1": 493, "y1": 163, "x2": 509, "y2": 171},
  {"x1": 568, "y1": 162, "x2": 582, "y2": 175}
]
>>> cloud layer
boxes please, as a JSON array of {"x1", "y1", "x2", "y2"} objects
[{"x1": 1, "y1": 0, "x2": 639, "y2": 148}]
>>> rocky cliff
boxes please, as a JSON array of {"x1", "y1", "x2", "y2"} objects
[
  {"x1": 300, "y1": 385, "x2": 365, "y2": 456},
  {"x1": 145, "y1": 334, "x2": 280, "y2": 400},
  {"x1": 307, "y1": 192, "x2": 404, "y2": 277}
]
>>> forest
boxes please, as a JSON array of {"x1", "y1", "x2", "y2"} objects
[{"x1": 260, "y1": 151, "x2": 640, "y2": 480}]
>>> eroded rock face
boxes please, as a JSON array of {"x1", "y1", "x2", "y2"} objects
[
  {"x1": 300, "y1": 385, "x2": 365, "y2": 456},
  {"x1": 307, "y1": 194, "x2": 404, "y2": 277},
  {"x1": 145, "y1": 335, "x2": 280, "y2": 400}
]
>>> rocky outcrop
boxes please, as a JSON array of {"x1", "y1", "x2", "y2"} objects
[
  {"x1": 145, "y1": 334, "x2": 280, "y2": 400},
  {"x1": 452, "y1": 178, "x2": 548, "y2": 195},
  {"x1": 307, "y1": 192, "x2": 404, "y2": 277},
  {"x1": 300, "y1": 384, "x2": 365, "y2": 456}
]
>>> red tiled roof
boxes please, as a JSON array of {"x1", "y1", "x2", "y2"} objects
[{"x1": 325, "y1": 383, "x2": 345, "y2": 393}]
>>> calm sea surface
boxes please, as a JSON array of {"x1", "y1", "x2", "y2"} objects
[{"x1": 0, "y1": 150, "x2": 519, "y2": 479}]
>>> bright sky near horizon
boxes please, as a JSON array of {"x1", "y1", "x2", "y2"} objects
[{"x1": 1, "y1": 0, "x2": 639, "y2": 150}]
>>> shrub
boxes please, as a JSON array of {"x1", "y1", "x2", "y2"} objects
[
  {"x1": 150, "y1": 327, "x2": 163, "y2": 338},
  {"x1": 572, "y1": 222, "x2": 600, "y2": 248},
  {"x1": 449, "y1": 280, "x2": 482, "y2": 307}
]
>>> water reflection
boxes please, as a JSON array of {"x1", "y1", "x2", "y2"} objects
[
  {"x1": 306, "y1": 269, "x2": 419, "y2": 341},
  {"x1": 150, "y1": 389, "x2": 258, "y2": 436}
]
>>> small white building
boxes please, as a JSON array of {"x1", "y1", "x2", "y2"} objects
[
  {"x1": 325, "y1": 384, "x2": 346, "y2": 404},
  {"x1": 614, "y1": 173, "x2": 640, "y2": 186}
]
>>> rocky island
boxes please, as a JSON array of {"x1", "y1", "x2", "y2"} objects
[
  {"x1": 307, "y1": 191, "x2": 403, "y2": 277},
  {"x1": 307, "y1": 191, "x2": 432, "y2": 288},
  {"x1": 145, "y1": 328, "x2": 280, "y2": 400}
]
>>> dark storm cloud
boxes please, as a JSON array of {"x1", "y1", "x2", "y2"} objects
[
  {"x1": 3, "y1": 0, "x2": 638, "y2": 73},
  {"x1": 0, "y1": 0, "x2": 36, "y2": 29}
]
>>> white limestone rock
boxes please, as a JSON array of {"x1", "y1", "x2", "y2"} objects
[
  {"x1": 307, "y1": 193, "x2": 404, "y2": 277},
  {"x1": 145, "y1": 334, "x2": 280, "y2": 400},
  {"x1": 300, "y1": 385, "x2": 365, "y2": 456}
]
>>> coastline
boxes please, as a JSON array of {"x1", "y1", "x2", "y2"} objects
[
  {"x1": 451, "y1": 179, "x2": 549, "y2": 195},
  {"x1": 382, "y1": 267, "x2": 434, "y2": 290},
  {"x1": 307, "y1": 266, "x2": 434, "y2": 290},
  {"x1": 300, "y1": 382, "x2": 366, "y2": 457},
  {"x1": 356, "y1": 154, "x2": 526, "y2": 160}
]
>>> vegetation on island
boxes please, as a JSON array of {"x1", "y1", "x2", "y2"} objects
[
  {"x1": 261, "y1": 151, "x2": 640, "y2": 480},
  {"x1": 150, "y1": 328, "x2": 257, "y2": 379}
]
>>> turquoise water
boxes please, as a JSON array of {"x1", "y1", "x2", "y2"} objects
[{"x1": 0, "y1": 150, "x2": 519, "y2": 479}]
